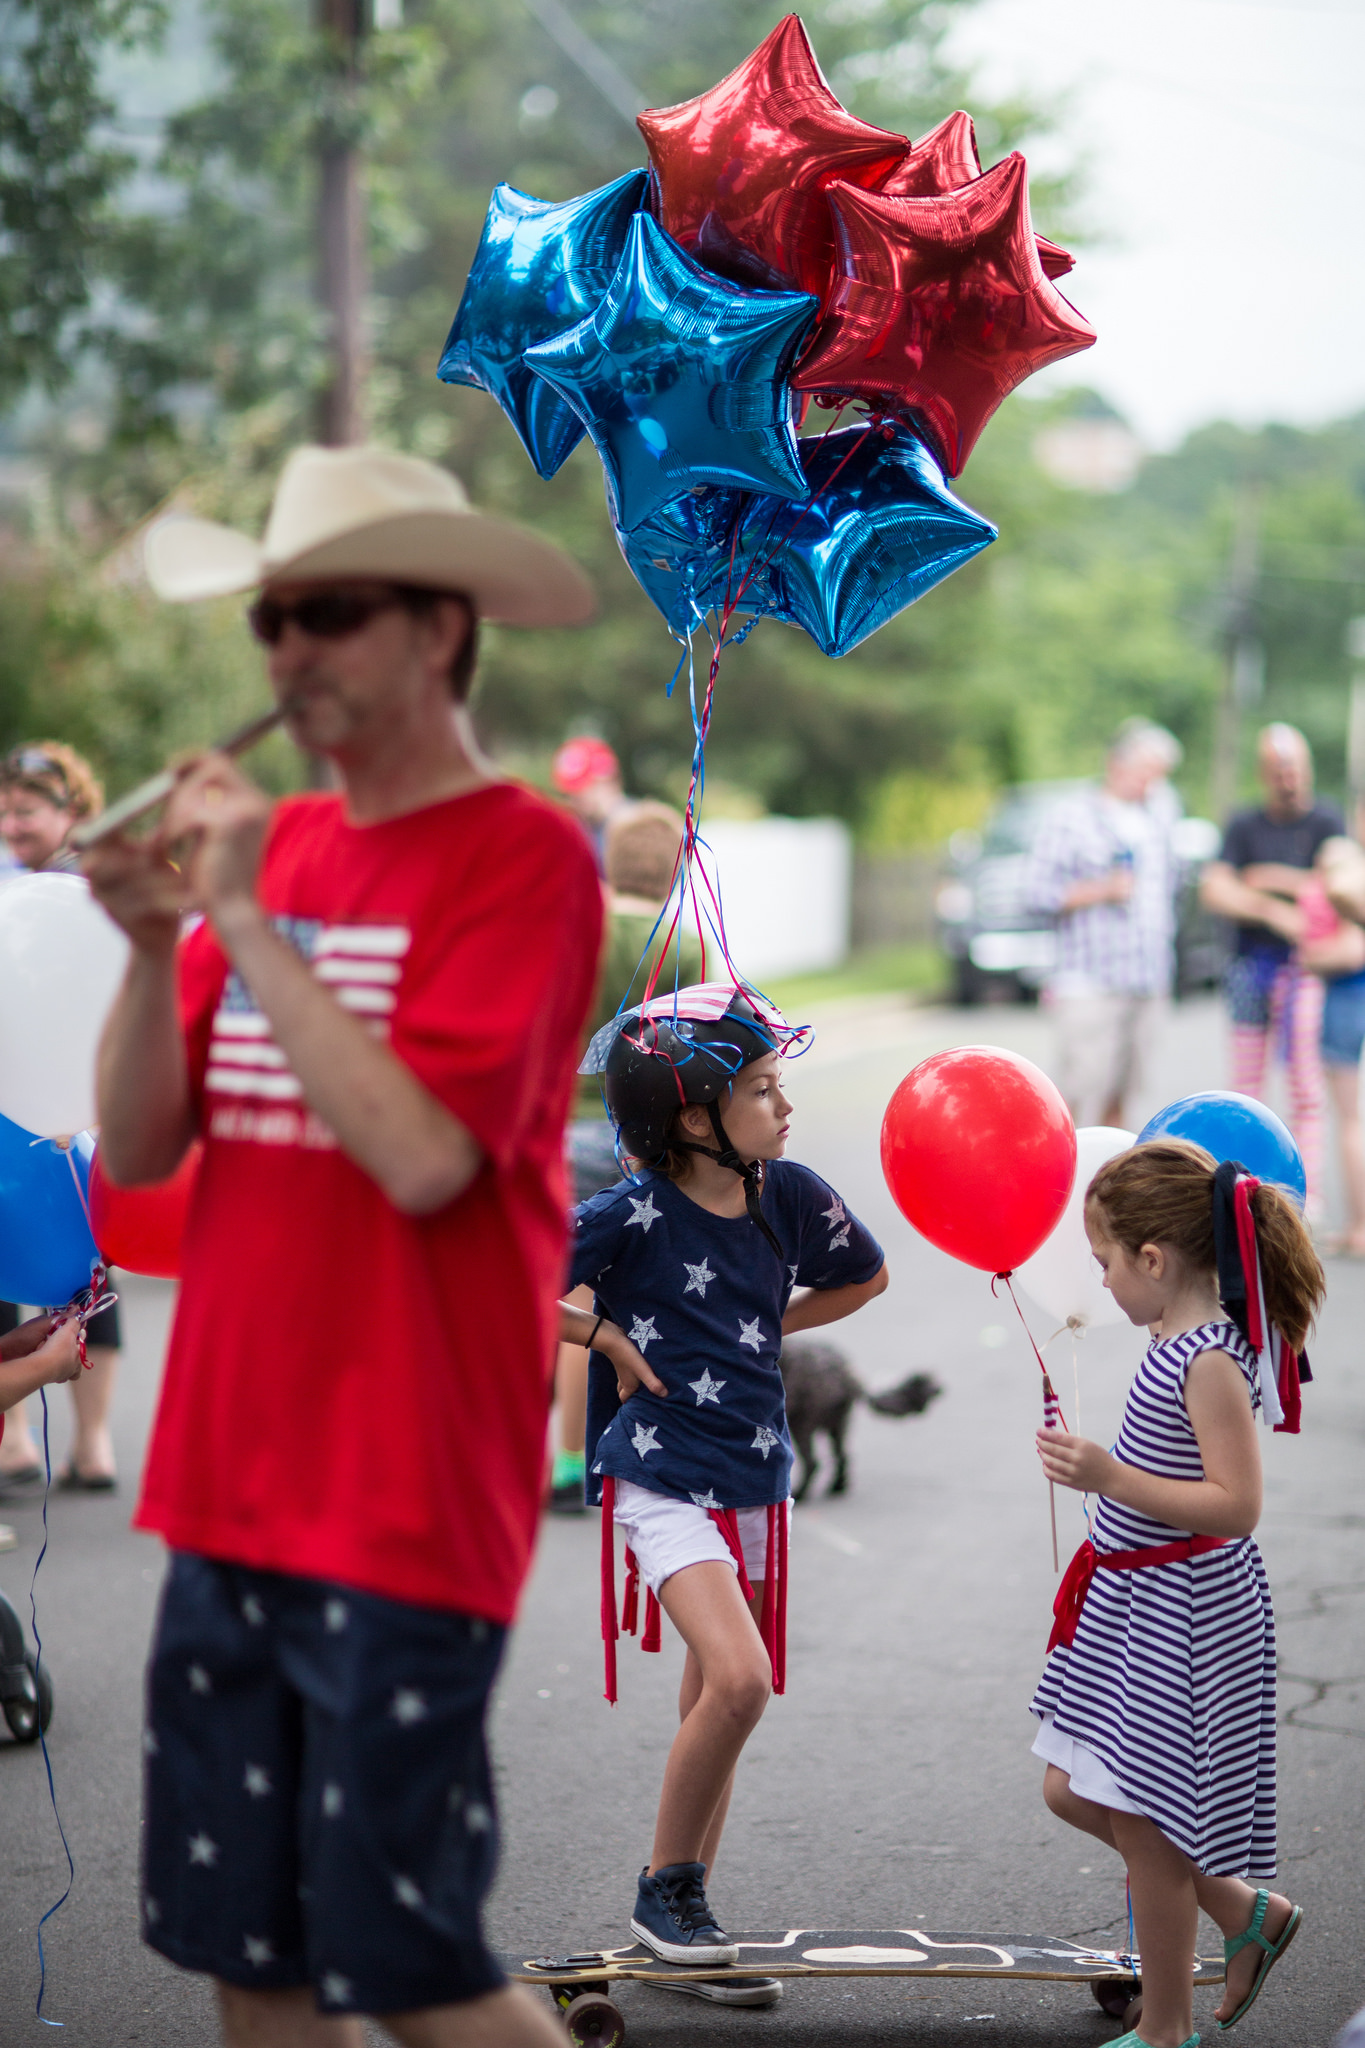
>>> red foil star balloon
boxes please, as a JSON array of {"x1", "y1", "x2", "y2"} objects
[
  {"x1": 880, "y1": 111, "x2": 1074, "y2": 279},
  {"x1": 638, "y1": 13, "x2": 906, "y2": 297},
  {"x1": 791, "y1": 152, "x2": 1096, "y2": 476}
]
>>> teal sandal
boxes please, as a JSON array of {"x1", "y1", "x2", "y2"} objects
[
  {"x1": 1108, "y1": 2033, "x2": 1198, "y2": 2048},
  {"x1": 1216, "y1": 1889, "x2": 1303, "y2": 2030}
]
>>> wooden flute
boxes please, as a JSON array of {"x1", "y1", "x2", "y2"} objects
[{"x1": 70, "y1": 703, "x2": 289, "y2": 851}]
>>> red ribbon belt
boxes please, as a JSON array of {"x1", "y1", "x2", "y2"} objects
[{"x1": 1048, "y1": 1534, "x2": 1231, "y2": 1654}]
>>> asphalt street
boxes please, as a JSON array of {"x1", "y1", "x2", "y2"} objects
[{"x1": 0, "y1": 994, "x2": 1360, "y2": 2048}]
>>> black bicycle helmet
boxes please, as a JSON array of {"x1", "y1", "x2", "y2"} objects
[{"x1": 580, "y1": 983, "x2": 808, "y2": 1258}]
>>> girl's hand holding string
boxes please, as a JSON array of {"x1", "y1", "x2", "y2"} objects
[{"x1": 1036, "y1": 1427, "x2": 1112, "y2": 1493}]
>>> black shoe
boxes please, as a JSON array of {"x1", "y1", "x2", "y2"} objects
[
  {"x1": 630, "y1": 1863, "x2": 738, "y2": 1965},
  {"x1": 548, "y1": 1478, "x2": 586, "y2": 1516},
  {"x1": 0, "y1": 1464, "x2": 43, "y2": 1502},
  {"x1": 648, "y1": 1975, "x2": 782, "y2": 2006}
]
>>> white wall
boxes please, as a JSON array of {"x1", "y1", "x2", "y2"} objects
[{"x1": 698, "y1": 817, "x2": 851, "y2": 980}]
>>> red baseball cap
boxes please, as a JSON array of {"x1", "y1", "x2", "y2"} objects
[{"x1": 552, "y1": 736, "x2": 619, "y2": 794}]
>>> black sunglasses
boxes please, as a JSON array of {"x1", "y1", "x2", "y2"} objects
[{"x1": 246, "y1": 588, "x2": 409, "y2": 647}]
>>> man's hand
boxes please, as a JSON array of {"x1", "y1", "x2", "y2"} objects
[
  {"x1": 1036, "y1": 1427, "x2": 1115, "y2": 1493},
  {"x1": 157, "y1": 752, "x2": 272, "y2": 937},
  {"x1": 1062, "y1": 867, "x2": 1133, "y2": 914},
  {"x1": 82, "y1": 832, "x2": 188, "y2": 954}
]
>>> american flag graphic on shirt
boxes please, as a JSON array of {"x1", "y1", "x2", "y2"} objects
[{"x1": 205, "y1": 915, "x2": 410, "y2": 1149}]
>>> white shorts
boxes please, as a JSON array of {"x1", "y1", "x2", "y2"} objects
[
  {"x1": 612, "y1": 1478, "x2": 792, "y2": 1597},
  {"x1": 1031, "y1": 1712, "x2": 1143, "y2": 1815}
]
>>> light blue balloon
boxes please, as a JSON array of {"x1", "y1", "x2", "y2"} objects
[
  {"x1": 0, "y1": 1116, "x2": 99, "y2": 1305},
  {"x1": 1137, "y1": 1091, "x2": 1306, "y2": 1209}
]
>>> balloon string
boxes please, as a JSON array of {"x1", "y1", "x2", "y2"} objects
[
  {"x1": 993, "y1": 1272, "x2": 1067, "y2": 1571},
  {"x1": 991, "y1": 1272, "x2": 1072, "y2": 1431},
  {"x1": 31, "y1": 1390, "x2": 72, "y2": 2026}
]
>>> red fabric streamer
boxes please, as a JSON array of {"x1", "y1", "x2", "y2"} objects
[
  {"x1": 1275, "y1": 1349, "x2": 1302, "y2": 1435},
  {"x1": 621, "y1": 1546, "x2": 640, "y2": 1637},
  {"x1": 643, "y1": 1588, "x2": 662, "y2": 1653},
  {"x1": 1232, "y1": 1178, "x2": 1264, "y2": 1351},
  {"x1": 1047, "y1": 1533, "x2": 1230, "y2": 1653},
  {"x1": 600, "y1": 1477, "x2": 619, "y2": 1706}
]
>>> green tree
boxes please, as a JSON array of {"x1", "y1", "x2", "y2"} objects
[{"x1": 0, "y1": 0, "x2": 164, "y2": 408}]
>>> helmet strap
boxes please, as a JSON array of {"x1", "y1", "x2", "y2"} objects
[{"x1": 667, "y1": 1099, "x2": 783, "y2": 1261}]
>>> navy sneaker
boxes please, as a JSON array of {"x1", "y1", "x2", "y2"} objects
[{"x1": 630, "y1": 1862, "x2": 739, "y2": 1965}]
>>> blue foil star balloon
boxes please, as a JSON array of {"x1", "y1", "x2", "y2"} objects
[
  {"x1": 523, "y1": 211, "x2": 818, "y2": 532},
  {"x1": 437, "y1": 170, "x2": 649, "y2": 480},
  {"x1": 624, "y1": 422, "x2": 997, "y2": 655}
]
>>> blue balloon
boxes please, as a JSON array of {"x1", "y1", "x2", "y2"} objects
[
  {"x1": 0, "y1": 1117, "x2": 98, "y2": 1305},
  {"x1": 1137, "y1": 1091, "x2": 1307, "y2": 1209},
  {"x1": 437, "y1": 170, "x2": 649, "y2": 480},
  {"x1": 624, "y1": 421, "x2": 997, "y2": 655},
  {"x1": 523, "y1": 211, "x2": 818, "y2": 532}
]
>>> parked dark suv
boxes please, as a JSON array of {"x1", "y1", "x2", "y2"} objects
[{"x1": 935, "y1": 782, "x2": 1225, "y2": 1005}]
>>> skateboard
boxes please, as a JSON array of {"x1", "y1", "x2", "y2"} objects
[{"x1": 506, "y1": 1929, "x2": 1225, "y2": 2045}]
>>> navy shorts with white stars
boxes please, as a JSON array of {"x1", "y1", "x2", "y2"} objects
[{"x1": 142, "y1": 1551, "x2": 508, "y2": 2016}]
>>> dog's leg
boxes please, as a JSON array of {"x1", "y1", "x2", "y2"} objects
[{"x1": 826, "y1": 1398, "x2": 854, "y2": 1496}]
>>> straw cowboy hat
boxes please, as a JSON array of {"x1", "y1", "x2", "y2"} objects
[{"x1": 142, "y1": 444, "x2": 594, "y2": 628}]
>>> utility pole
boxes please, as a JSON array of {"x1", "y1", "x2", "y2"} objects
[
  {"x1": 1209, "y1": 484, "x2": 1263, "y2": 825},
  {"x1": 315, "y1": 0, "x2": 369, "y2": 446}
]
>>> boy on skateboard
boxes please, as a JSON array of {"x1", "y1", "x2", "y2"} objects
[{"x1": 563, "y1": 985, "x2": 887, "y2": 1990}]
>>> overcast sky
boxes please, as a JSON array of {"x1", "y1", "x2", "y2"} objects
[{"x1": 943, "y1": 0, "x2": 1365, "y2": 448}]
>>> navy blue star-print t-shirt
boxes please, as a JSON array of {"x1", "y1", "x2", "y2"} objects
[{"x1": 571, "y1": 1161, "x2": 884, "y2": 1510}]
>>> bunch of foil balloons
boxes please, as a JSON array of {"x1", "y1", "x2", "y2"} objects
[{"x1": 438, "y1": 14, "x2": 1095, "y2": 658}]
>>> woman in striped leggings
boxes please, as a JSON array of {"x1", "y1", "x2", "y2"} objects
[{"x1": 1033, "y1": 1141, "x2": 1322, "y2": 2048}]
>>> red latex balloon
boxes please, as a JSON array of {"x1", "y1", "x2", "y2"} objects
[
  {"x1": 638, "y1": 14, "x2": 907, "y2": 297},
  {"x1": 880, "y1": 1046, "x2": 1076, "y2": 1273},
  {"x1": 791, "y1": 153, "x2": 1096, "y2": 475},
  {"x1": 89, "y1": 1142, "x2": 202, "y2": 1279},
  {"x1": 877, "y1": 112, "x2": 1073, "y2": 279}
]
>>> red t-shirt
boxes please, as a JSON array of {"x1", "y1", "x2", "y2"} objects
[{"x1": 133, "y1": 782, "x2": 602, "y2": 1623}]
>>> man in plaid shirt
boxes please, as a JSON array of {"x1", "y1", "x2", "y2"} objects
[{"x1": 1025, "y1": 724, "x2": 1182, "y2": 1128}]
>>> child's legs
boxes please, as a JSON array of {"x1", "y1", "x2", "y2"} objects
[
  {"x1": 1326, "y1": 1058, "x2": 1365, "y2": 1239},
  {"x1": 1040, "y1": 1763, "x2": 1119, "y2": 1851},
  {"x1": 651, "y1": 1562, "x2": 771, "y2": 1873},
  {"x1": 1229, "y1": 1021, "x2": 1269, "y2": 1099},
  {"x1": 1276, "y1": 965, "x2": 1326, "y2": 1211},
  {"x1": 679, "y1": 1587, "x2": 766, "y2": 1875},
  {"x1": 1109, "y1": 1810, "x2": 1197, "y2": 2047}
]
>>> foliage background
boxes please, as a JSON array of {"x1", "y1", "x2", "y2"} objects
[{"x1": 2, "y1": 0, "x2": 1364, "y2": 835}]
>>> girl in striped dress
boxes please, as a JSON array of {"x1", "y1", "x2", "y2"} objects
[{"x1": 1033, "y1": 1139, "x2": 1323, "y2": 2048}]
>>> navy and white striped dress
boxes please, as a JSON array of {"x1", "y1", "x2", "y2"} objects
[{"x1": 1031, "y1": 1321, "x2": 1276, "y2": 1879}]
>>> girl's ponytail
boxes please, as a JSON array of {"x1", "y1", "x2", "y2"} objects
[
  {"x1": 1088, "y1": 1136, "x2": 1325, "y2": 1356},
  {"x1": 1248, "y1": 1180, "x2": 1323, "y2": 1353}
]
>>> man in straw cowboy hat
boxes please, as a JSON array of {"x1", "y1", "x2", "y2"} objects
[{"x1": 86, "y1": 445, "x2": 603, "y2": 2047}]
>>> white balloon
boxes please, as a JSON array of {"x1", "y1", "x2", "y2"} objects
[
  {"x1": 1016, "y1": 1125, "x2": 1137, "y2": 1332},
  {"x1": 0, "y1": 873, "x2": 130, "y2": 1138}
]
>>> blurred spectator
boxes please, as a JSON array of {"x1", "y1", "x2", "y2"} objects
[
  {"x1": 1200, "y1": 723, "x2": 1343, "y2": 1220},
  {"x1": 0, "y1": 741, "x2": 103, "y2": 872},
  {"x1": 1288, "y1": 837, "x2": 1365, "y2": 1253},
  {"x1": 0, "y1": 741, "x2": 123, "y2": 1496},
  {"x1": 1025, "y1": 722, "x2": 1182, "y2": 1129},
  {"x1": 551, "y1": 735, "x2": 626, "y2": 871},
  {"x1": 553, "y1": 800, "x2": 701, "y2": 1514}
]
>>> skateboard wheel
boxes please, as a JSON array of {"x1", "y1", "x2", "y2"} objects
[
  {"x1": 562, "y1": 1992, "x2": 626, "y2": 2047},
  {"x1": 1090, "y1": 1976, "x2": 1141, "y2": 2020}
]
